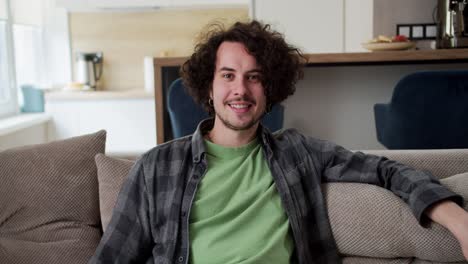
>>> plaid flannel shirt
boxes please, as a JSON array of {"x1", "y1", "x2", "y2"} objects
[{"x1": 90, "y1": 118, "x2": 462, "y2": 264}]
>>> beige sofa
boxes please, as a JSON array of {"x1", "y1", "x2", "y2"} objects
[{"x1": 1, "y1": 131, "x2": 467, "y2": 264}]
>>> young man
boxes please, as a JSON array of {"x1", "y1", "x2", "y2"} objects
[{"x1": 91, "y1": 21, "x2": 468, "y2": 263}]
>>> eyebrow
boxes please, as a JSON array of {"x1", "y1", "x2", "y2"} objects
[{"x1": 218, "y1": 67, "x2": 262, "y2": 74}]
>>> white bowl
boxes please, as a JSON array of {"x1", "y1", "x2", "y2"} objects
[{"x1": 361, "y1": 41, "x2": 416, "y2": 51}]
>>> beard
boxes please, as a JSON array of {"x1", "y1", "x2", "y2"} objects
[
  {"x1": 212, "y1": 94, "x2": 266, "y2": 131},
  {"x1": 215, "y1": 110, "x2": 264, "y2": 131}
]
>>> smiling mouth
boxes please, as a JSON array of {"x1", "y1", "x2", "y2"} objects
[
  {"x1": 227, "y1": 102, "x2": 254, "y2": 113},
  {"x1": 230, "y1": 103, "x2": 250, "y2": 109}
]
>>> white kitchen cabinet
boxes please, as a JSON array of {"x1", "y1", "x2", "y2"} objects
[
  {"x1": 45, "y1": 93, "x2": 157, "y2": 156},
  {"x1": 252, "y1": 0, "x2": 373, "y2": 53},
  {"x1": 253, "y1": 0, "x2": 344, "y2": 53},
  {"x1": 344, "y1": 0, "x2": 373, "y2": 52}
]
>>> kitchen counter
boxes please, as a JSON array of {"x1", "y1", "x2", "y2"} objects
[
  {"x1": 45, "y1": 89, "x2": 153, "y2": 101},
  {"x1": 45, "y1": 90, "x2": 156, "y2": 155},
  {"x1": 153, "y1": 48, "x2": 468, "y2": 144}
]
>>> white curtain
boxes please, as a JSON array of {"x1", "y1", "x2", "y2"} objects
[
  {"x1": 0, "y1": 0, "x2": 8, "y2": 20},
  {"x1": 10, "y1": 0, "x2": 44, "y2": 26}
]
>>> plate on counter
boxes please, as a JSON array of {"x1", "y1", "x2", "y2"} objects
[{"x1": 362, "y1": 42, "x2": 416, "y2": 51}]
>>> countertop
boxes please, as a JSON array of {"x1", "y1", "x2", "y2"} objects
[{"x1": 45, "y1": 89, "x2": 154, "y2": 101}]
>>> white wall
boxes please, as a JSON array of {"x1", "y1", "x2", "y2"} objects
[
  {"x1": 373, "y1": 0, "x2": 438, "y2": 37},
  {"x1": 283, "y1": 63, "x2": 467, "y2": 150}
]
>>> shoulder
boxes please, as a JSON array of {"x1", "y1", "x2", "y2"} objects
[
  {"x1": 271, "y1": 128, "x2": 326, "y2": 150},
  {"x1": 139, "y1": 135, "x2": 193, "y2": 166},
  {"x1": 127, "y1": 136, "x2": 194, "y2": 186},
  {"x1": 269, "y1": 128, "x2": 342, "y2": 165}
]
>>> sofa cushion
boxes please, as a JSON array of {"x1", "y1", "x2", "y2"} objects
[
  {"x1": 363, "y1": 149, "x2": 468, "y2": 179},
  {"x1": 326, "y1": 172, "x2": 468, "y2": 262},
  {"x1": 95, "y1": 153, "x2": 134, "y2": 231},
  {"x1": 0, "y1": 131, "x2": 106, "y2": 264}
]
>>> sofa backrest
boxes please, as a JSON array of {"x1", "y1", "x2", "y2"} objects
[
  {"x1": 0, "y1": 130, "x2": 106, "y2": 264},
  {"x1": 362, "y1": 149, "x2": 468, "y2": 179}
]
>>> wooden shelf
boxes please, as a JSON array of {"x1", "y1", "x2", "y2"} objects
[
  {"x1": 303, "y1": 49, "x2": 468, "y2": 66},
  {"x1": 154, "y1": 49, "x2": 468, "y2": 69},
  {"x1": 153, "y1": 49, "x2": 468, "y2": 144}
]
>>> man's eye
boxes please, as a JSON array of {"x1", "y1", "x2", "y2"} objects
[
  {"x1": 222, "y1": 73, "x2": 233, "y2": 80},
  {"x1": 248, "y1": 75, "x2": 261, "y2": 82}
]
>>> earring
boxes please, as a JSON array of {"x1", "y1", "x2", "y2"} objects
[{"x1": 208, "y1": 98, "x2": 213, "y2": 107}]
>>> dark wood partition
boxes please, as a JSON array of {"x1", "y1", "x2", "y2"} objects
[{"x1": 154, "y1": 49, "x2": 468, "y2": 144}]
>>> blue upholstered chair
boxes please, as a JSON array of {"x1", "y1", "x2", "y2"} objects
[
  {"x1": 374, "y1": 70, "x2": 468, "y2": 149},
  {"x1": 167, "y1": 78, "x2": 284, "y2": 138}
]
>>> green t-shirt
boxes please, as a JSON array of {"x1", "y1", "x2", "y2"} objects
[{"x1": 189, "y1": 139, "x2": 294, "y2": 264}]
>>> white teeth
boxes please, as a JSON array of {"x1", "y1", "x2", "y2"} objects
[{"x1": 230, "y1": 104, "x2": 249, "y2": 109}]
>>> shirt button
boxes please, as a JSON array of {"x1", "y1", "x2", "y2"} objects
[{"x1": 178, "y1": 256, "x2": 184, "y2": 262}]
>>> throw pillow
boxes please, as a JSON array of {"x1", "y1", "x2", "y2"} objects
[
  {"x1": 325, "y1": 172, "x2": 468, "y2": 262},
  {"x1": 95, "y1": 154, "x2": 135, "y2": 231},
  {"x1": 0, "y1": 130, "x2": 106, "y2": 264}
]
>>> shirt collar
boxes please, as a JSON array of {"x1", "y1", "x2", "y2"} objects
[{"x1": 191, "y1": 118, "x2": 274, "y2": 163}]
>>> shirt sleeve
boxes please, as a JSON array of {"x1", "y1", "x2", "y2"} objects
[
  {"x1": 317, "y1": 139, "x2": 464, "y2": 226},
  {"x1": 90, "y1": 156, "x2": 153, "y2": 263}
]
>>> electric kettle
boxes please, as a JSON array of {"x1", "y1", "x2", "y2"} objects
[
  {"x1": 436, "y1": 0, "x2": 468, "y2": 48},
  {"x1": 75, "y1": 52, "x2": 103, "y2": 90}
]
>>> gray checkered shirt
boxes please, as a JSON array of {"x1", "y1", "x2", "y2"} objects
[{"x1": 90, "y1": 118, "x2": 462, "y2": 264}]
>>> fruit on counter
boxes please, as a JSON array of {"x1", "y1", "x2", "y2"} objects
[
  {"x1": 368, "y1": 35, "x2": 392, "y2": 43},
  {"x1": 392, "y1": 35, "x2": 409, "y2": 42},
  {"x1": 367, "y1": 35, "x2": 410, "y2": 43},
  {"x1": 63, "y1": 82, "x2": 85, "y2": 91}
]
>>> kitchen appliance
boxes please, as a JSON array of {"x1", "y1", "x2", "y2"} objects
[
  {"x1": 436, "y1": 0, "x2": 468, "y2": 48},
  {"x1": 75, "y1": 52, "x2": 103, "y2": 90}
]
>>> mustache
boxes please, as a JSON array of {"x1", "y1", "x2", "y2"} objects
[{"x1": 225, "y1": 96, "x2": 256, "y2": 105}]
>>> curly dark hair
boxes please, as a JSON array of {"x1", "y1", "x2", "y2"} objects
[{"x1": 180, "y1": 20, "x2": 306, "y2": 112}]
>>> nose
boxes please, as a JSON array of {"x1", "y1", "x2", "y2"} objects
[{"x1": 233, "y1": 77, "x2": 249, "y2": 96}]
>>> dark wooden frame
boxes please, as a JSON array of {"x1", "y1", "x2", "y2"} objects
[{"x1": 154, "y1": 49, "x2": 468, "y2": 144}]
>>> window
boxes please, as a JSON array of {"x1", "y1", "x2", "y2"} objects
[
  {"x1": 0, "y1": 0, "x2": 49, "y2": 117},
  {"x1": 13, "y1": 25, "x2": 44, "y2": 86},
  {"x1": 0, "y1": 21, "x2": 10, "y2": 101},
  {"x1": 13, "y1": 24, "x2": 45, "y2": 106},
  {"x1": 0, "y1": 0, "x2": 18, "y2": 118},
  {"x1": 0, "y1": 0, "x2": 70, "y2": 118}
]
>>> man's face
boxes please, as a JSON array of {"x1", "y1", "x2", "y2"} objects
[{"x1": 210, "y1": 41, "x2": 267, "y2": 131}]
